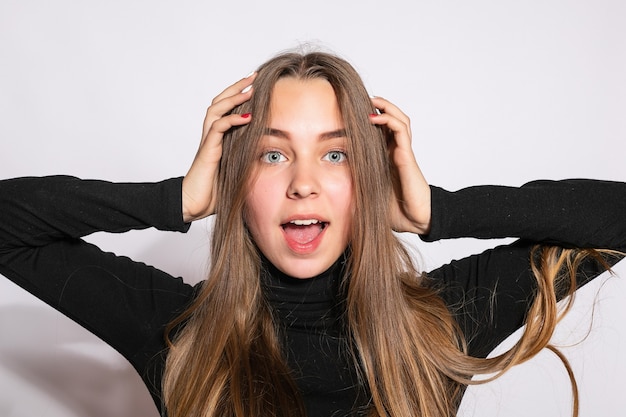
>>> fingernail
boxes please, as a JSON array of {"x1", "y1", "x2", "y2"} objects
[
  {"x1": 241, "y1": 85, "x2": 252, "y2": 94},
  {"x1": 369, "y1": 113, "x2": 378, "y2": 118},
  {"x1": 241, "y1": 113, "x2": 251, "y2": 118}
]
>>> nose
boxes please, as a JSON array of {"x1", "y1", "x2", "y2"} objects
[{"x1": 287, "y1": 161, "x2": 320, "y2": 199}]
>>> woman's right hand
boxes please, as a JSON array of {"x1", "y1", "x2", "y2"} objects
[{"x1": 182, "y1": 73, "x2": 256, "y2": 222}]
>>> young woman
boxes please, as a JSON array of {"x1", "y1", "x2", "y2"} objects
[{"x1": 0, "y1": 52, "x2": 624, "y2": 417}]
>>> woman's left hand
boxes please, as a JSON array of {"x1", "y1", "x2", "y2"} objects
[{"x1": 370, "y1": 97, "x2": 431, "y2": 235}]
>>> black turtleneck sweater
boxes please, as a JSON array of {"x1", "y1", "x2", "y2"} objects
[
  {"x1": 262, "y1": 257, "x2": 370, "y2": 416},
  {"x1": 0, "y1": 176, "x2": 624, "y2": 416}
]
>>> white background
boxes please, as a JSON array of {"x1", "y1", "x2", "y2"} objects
[{"x1": 1, "y1": 1, "x2": 625, "y2": 416}]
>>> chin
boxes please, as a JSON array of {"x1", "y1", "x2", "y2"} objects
[{"x1": 275, "y1": 257, "x2": 336, "y2": 279}]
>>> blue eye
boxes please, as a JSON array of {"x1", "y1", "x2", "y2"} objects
[
  {"x1": 324, "y1": 150, "x2": 347, "y2": 163},
  {"x1": 262, "y1": 151, "x2": 286, "y2": 163}
]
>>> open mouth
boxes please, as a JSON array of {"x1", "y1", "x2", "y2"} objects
[{"x1": 281, "y1": 219, "x2": 328, "y2": 245}]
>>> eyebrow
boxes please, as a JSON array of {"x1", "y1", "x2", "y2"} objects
[{"x1": 264, "y1": 128, "x2": 347, "y2": 140}]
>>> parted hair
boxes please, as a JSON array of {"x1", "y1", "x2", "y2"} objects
[{"x1": 162, "y1": 51, "x2": 610, "y2": 417}]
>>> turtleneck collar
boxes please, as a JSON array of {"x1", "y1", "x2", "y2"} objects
[
  {"x1": 261, "y1": 254, "x2": 348, "y2": 333},
  {"x1": 260, "y1": 254, "x2": 371, "y2": 415}
]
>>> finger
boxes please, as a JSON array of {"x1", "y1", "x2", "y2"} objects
[
  {"x1": 211, "y1": 72, "x2": 257, "y2": 105},
  {"x1": 369, "y1": 112, "x2": 413, "y2": 148},
  {"x1": 202, "y1": 89, "x2": 253, "y2": 138},
  {"x1": 207, "y1": 112, "x2": 252, "y2": 135},
  {"x1": 370, "y1": 96, "x2": 411, "y2": 129},
  {"x1": 199, "y1": 113, "x2": 252, "y2": 154},
  {"x1": 202, "y1": 76, "x2": 256, "y2": 138}
]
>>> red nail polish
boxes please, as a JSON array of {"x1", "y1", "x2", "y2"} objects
[
  {"x1": 369, "y1": 113, "x2": 377, "y2": 117},
  {"x1": 241, "y1": 113, "x2": 251, "y2": 118}
]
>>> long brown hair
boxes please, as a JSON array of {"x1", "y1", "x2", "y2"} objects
[{"x1": 163, "y1": 51, "x2": 613, "y2": 417}]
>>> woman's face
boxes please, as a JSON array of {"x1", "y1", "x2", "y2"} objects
[{"x1": 245, "y1": 77, "x2": 353, "y2": 279}]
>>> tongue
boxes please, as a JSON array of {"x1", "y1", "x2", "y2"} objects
[{"x1": 283, "y1": 224, "x2": 323, "y2": 244}]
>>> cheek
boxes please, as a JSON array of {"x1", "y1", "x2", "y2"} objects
[
  {"x1": 243, "y1": 203, "x2": 267, "y2": 254},
  {"x1": 327, "y1": 172, "x2": 353, "y2": 204},
  {"x1": 325, "y1": 172, "x2": 354, "y2": 231},
  {"x1": 244, "y1": 177, "x2": 281, "y2": 233},
  {"x1": 243, "y1": 193, "x2": 263, "y2": 235}
]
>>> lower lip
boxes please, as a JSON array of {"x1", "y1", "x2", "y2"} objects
[{"x1": 282, "y1": 225, "x2": 327, "y2": 254}]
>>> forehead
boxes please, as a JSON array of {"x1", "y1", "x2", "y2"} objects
[{"x1": 268, "y1": 77, "x2": 343, "y2": 131}]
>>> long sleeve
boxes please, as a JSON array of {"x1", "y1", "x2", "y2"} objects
[
  {"x1": 423, "y1": 179, "x2": 626, "y2": 358},
  {"x1": 0, "y1": 176, "x2": 197, "y2": 412}
]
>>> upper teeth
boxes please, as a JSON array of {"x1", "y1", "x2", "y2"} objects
[{"x1": 290, "y1": 219, "x2": 319, "y2": 226}]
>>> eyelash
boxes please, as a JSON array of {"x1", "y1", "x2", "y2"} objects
[
  {"x1": 323, "y1": 150, "x2": 347, "y2": 164},
  {"x1": 261, "y1": 150, "x2": 286, "y2": 164},
  {"x1": 260, "y1": 149, "x2": 348, "y2": 164}
]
